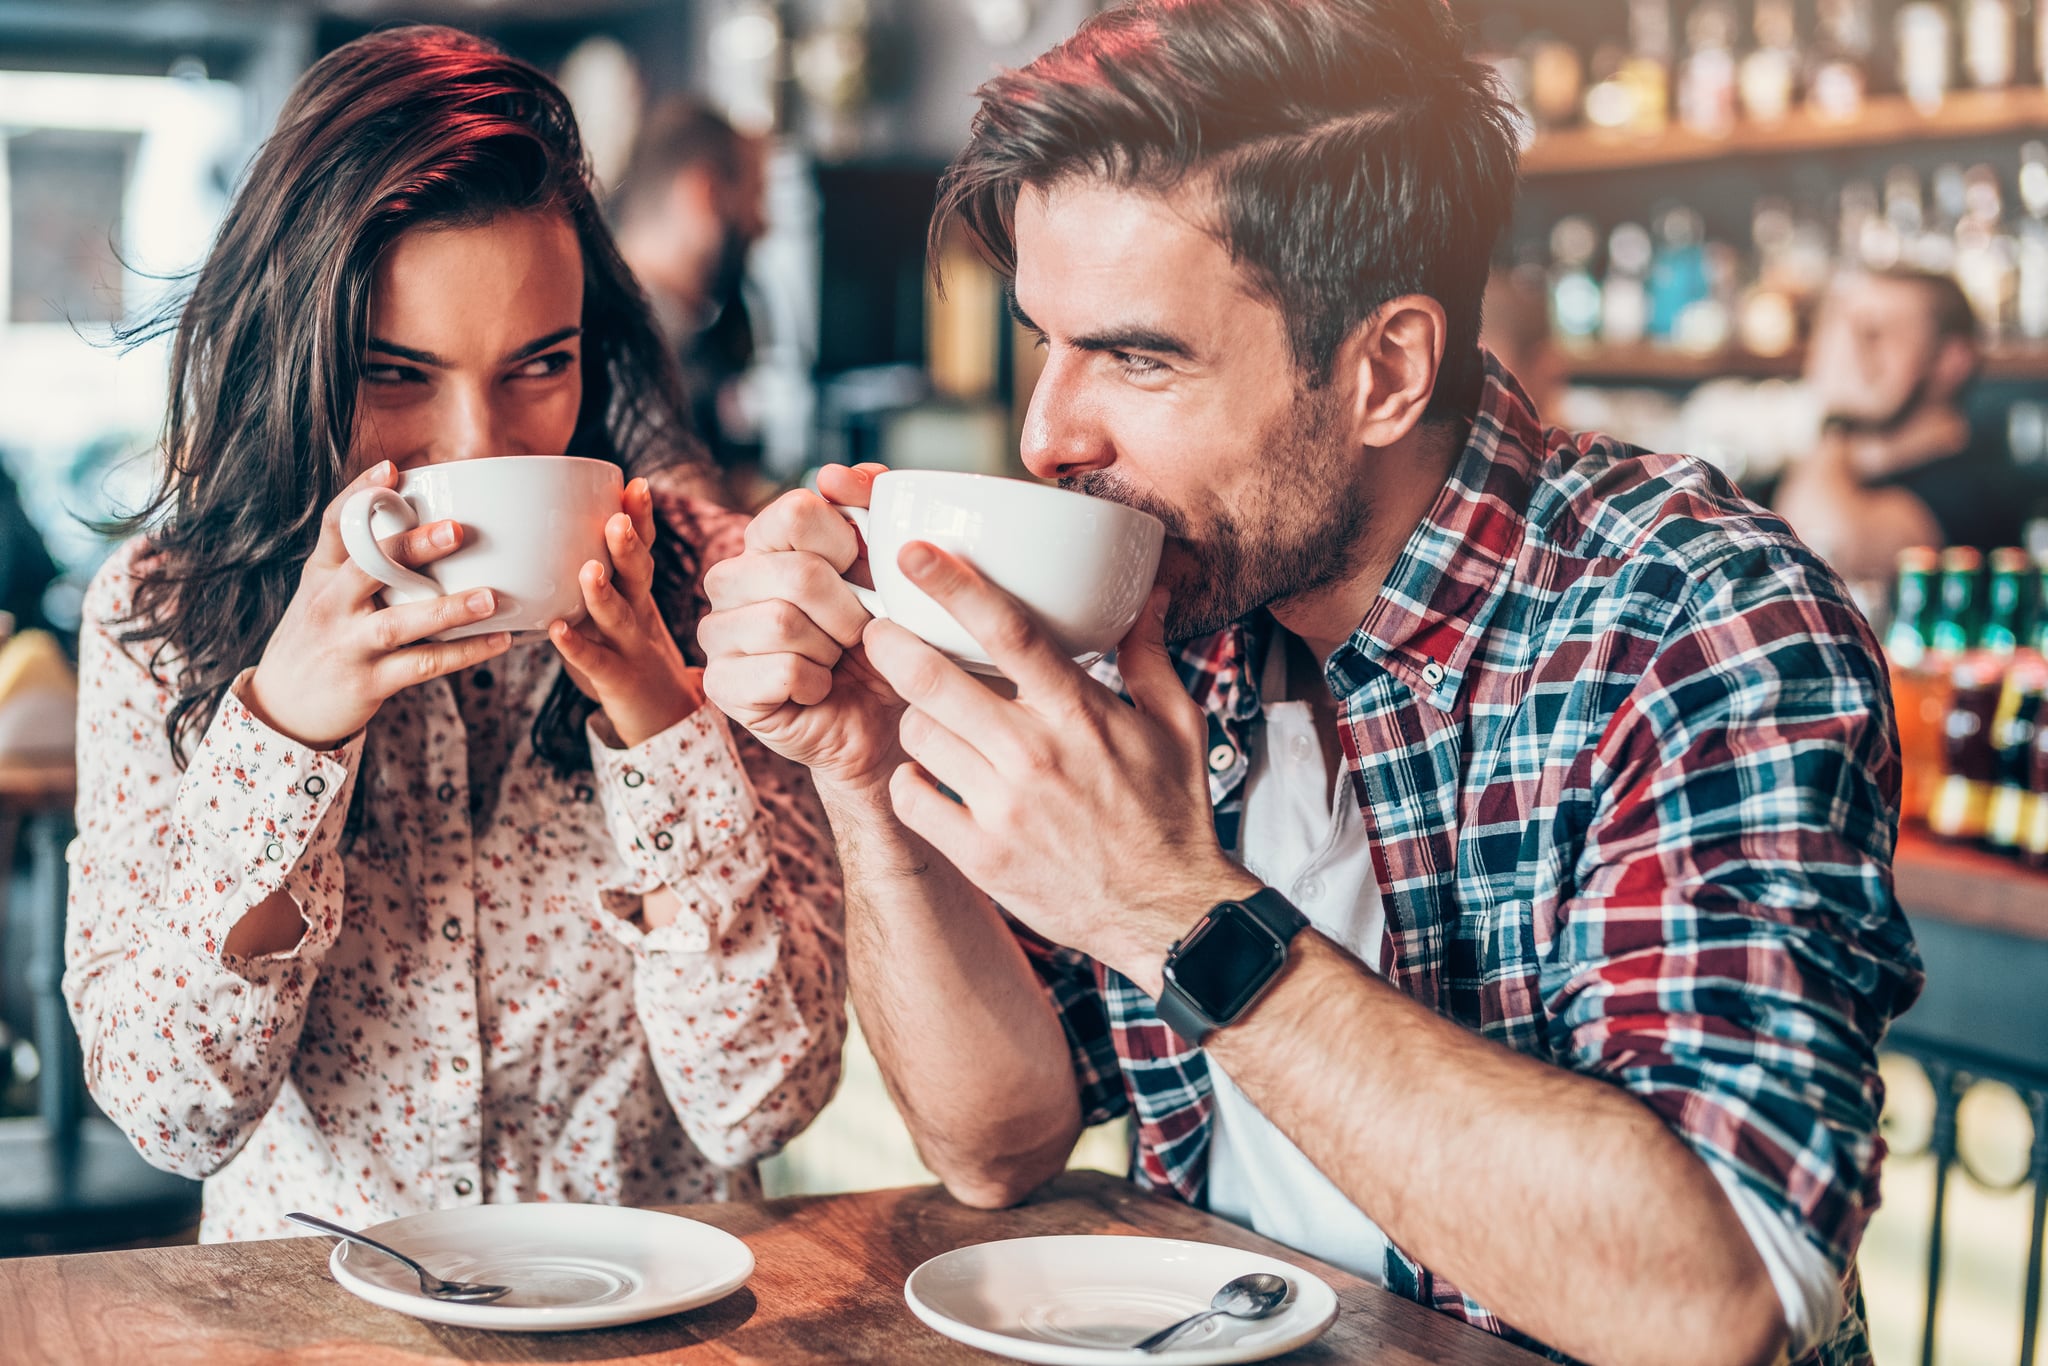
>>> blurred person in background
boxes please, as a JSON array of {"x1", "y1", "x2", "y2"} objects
[
  {"x1": 1774, "y1": 268, "x2": 2024, "y2": 587},
  {"x1": 609, "y1": 98, "x2": 772, "y2": 511},
  {"x1": 64, "y1": 27, "x2": 844, "y2": 1242},
  {"x1": 1479, "y1": 265, "x2": 1567, "y2": 421}
]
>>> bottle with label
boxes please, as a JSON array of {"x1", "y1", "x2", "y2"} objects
[
  {"x1": 1620, "y1": 0, "x2": 1674, "y2": 134},
  {"x1": 1739, "y1": 0, "x2": 1800, "y2": 124},
  {"x1": 1929, "y1": 547, "x2": 1998, "y2": 842},
  {"x1": 1986, "y1": 549, "x2": 2042, "y2": 850},
  {"x1": 1897, "y1": 2, "x2": 1955, "y2": 113},
  {"x1": 1888, "y1": 546, "x2": 1946, "y2": 824}
]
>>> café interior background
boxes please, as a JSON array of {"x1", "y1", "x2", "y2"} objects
[{"x1": 0, "y1": 1, "x2": 2046, "y2": 1363}]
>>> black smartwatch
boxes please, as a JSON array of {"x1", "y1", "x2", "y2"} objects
[{"x1": 1155, "y1": 888, "x2": 1308, "y2": 1045}]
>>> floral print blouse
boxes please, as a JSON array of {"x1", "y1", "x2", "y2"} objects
[{"x1": 63, "y1": 496, "x2": 846, "y2": 1242}]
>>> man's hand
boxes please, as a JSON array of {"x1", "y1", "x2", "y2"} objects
[{"x1": 862, "y1": 541, "x2": 1257, "y2": 990}]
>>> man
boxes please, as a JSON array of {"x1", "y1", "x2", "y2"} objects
[
  {"x1": 1774, "y1": 267, "x2": 2026, "y2": 588},
  {"x1": 699, "y1": 3, "x2": 1921, "y2": 1363},
  {"x1": 608, "y1": 97, "x2": 769, "y2": 506}
]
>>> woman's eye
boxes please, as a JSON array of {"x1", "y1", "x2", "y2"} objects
[
  {"x1": 514, "y1": 351, "x2": 575, "y2": 379},
  {"x1": 363, "y1": 363, "x2": 425, "y2": 385}
]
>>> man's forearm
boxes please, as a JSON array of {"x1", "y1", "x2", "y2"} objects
[
  {"x1": 1209, "y1": 934, "x2": 1787, "y2": 1366},
  {"x1": 820, "y1": 782, "x2": 1083, "y2": 1206}
]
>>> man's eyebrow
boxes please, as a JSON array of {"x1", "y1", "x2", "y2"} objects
[{"x1": 1003, "y1": 286, "x2": 1196, "y2": 361}]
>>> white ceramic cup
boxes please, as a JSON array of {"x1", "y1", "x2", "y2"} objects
[
  {"x1": 838, "y1": 470, "x2": 1165, "y2": 672},
  {"x1": 339, "y1": 455, "x2": 624, "y2": 641}
]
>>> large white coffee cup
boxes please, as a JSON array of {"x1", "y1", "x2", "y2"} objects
[
  {"x1": 838, "y1": 470, "x2": 1165, "y2": 672},
  {"x1": 339, "y1": 455, "x2": 623, "y2": 641}
]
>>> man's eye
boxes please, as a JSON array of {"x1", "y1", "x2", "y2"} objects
[
  {"x1": 515, "y1": 351, "x2": 574, "y2": 379},
  {"x1": 1114, "y1": 351, "x2": 1167, "y2": 377}
]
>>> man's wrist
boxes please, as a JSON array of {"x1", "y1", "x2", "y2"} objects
[{"x1": 1105, "y1": 865, "x2": 1266, "y2": 998}]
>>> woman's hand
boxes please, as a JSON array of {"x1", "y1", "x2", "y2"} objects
[
  {"x1": 246, "y1": 461, "x2": 513, "y2": 750},
  {"x1": 550, "y1": 477, "x2": 706, "y2": 748}
]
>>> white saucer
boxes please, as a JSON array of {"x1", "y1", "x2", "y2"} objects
[
  {"x1": 326, "y1": 1203, "x2": 753, "y2": 1333},
  {"x1": 904, "y1": 1235, "x2": 1339, "y2": 1365}
]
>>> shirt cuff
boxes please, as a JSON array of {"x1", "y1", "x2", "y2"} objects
[
  {"x1": 1706, "y1": 1159, "x2": 1842, "y2": 1357},
  {"x1": 162, "y1": 672, "x2": 360, "y2": 970},
  {"x1": 587, "y1": 705, "x2": 773, "y2": 952}
]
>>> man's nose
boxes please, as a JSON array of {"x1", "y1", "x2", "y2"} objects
[{"x1": 1019, "y1": 354, "x2": 1115, "y2": 482}]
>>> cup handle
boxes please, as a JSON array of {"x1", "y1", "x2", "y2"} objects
[
  {"x1": 834, "y1": 505, "x2": 887, "y2": 620},
  {"x1": 339, "y1": 487, "x2": 441, "y2": 596}
]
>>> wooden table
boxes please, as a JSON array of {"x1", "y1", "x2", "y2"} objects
[{"x1": 0, "y1": 1171, "x2": 1544, "y2": 1365}]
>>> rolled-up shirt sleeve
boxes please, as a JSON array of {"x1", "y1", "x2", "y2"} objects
[
  {"x1": 586, "y1": 705, "x2": 846, "y2": 1168},
  {"x1": 64, "y1": 554, "x2": 360, "y2": 1178},
  {"x1": 1545, "y1": 544, "x2": 1924, "y2": 1315}
]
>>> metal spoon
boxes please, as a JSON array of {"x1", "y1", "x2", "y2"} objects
[
  {"x1": 287, "y1": 1211, "x2": 511, "y2": 1303},
  {"x1": 1133, "y1": 1272, "x2": 1290, "y2": 1352}
]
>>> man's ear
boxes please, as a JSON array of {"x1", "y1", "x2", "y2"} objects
[
  {"x1": 1333, "y1": 294, "x2": 1447, "y2": 448},
  {"x1": 1929, "y1": 334, "x2": 1979, "y2": 406}
]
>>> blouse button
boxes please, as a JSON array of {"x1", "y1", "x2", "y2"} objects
[
  {"x1": 1289, "y1": 734, "x2": 1314, "y2": 764},
  {"x1": 1421, "y1": 660, "x2": 1448, "y2": 687},
  {"x1": 262, "y1": 841, "x2": 285, "y2": 863},
  {"x1": 574, "y1": 784, "x2": 595, "y2": 804},
  {"x1": 436, "y1": 781, "x2": 457, "y2": 803},
  {"x1": 453, "y1": 1177, "x2": 475, "y2": 1197},
  {"x1": 1206, "y1": 744, "x2": 1236, "y2": 773},
  {"x1": 622, "y1": 768, "x2": 646, "y2": 789},
  {"x1": 451, "y1": 1056, "x2": 471, "y2": 1074},
  {"x1": 441, "y1": 917, "x2": 462, "y2": 941},
  {"x1": 304, "y1": 775, "x2": 327, "y2": 797},
  {"x1": 652, "y1": 831, "x2": 674, "y2": 852},
  {"x1": 471, "y1": 669, "x2": 494, "y2": 690}
]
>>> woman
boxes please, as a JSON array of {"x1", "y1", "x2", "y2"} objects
[{"x1": 64, "y1": 26, "x2": 845, "y2": 1241}]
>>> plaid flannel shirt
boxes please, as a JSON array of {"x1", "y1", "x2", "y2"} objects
[{"x1": 1027, "y1": 356, "x2": 1924, "y2": 1365}]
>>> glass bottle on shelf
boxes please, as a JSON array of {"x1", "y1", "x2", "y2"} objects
[
  {"x1": 1985, "y1": 547, "x2": 2039, "y2": 851},
  {"x1": 1738, "y1": 199, "x2": 1801, "y2": 357},
  {"x1": 1549, "y1": 216, "x2": 1604, "y2": 352},
  {"x1": 1888, "y1": 546, "x2": 1946, "y2": 824},
  {"x1": 1620, "y1": 0, "x2": 1674, "y2": 134},
  {"x1": 1896, "y1": 1, "x2": 1955, "y2": 113},
  {"x1": 1908, "y1": 164, "x2": 1960, "y2": 273},
  {"x1": 2018, "y1": 141, "x2": 2048, "y2": 341},
  {"x1": 1678, "y1": 0, "x2": 1740, "y2": 136},
  {"x1": 1929, "y1": 546, "x2": 1997, "y2": 843},
  {"x1": 1602, "y1": 222, "x2": 1653, "y2": 346},
  {"x1": 1954, "y1": 164, "x2": 2017, "y2": 338},
  {"x1": 1523, "y1": 33, "x2": 1585, "y2": 131},
  {"x1": 1962, "y1": 0, "x2": 2018, "y2": 90},
  {"x1": 1647, "y1": 205, "x2": 1710, "y2": 345},
  {"x1": 1739, "y1": 0, "x2": 1800, "y2": 124},
  {"x1": 1810, "y1": 0, "x2": 1874, "y2": 121}
]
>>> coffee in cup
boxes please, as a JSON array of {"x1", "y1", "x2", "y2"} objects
[
  {"x1": 837, "y1": 470, "x2": 1165, "y2": 673},
  {"x1": 339, "y1": 455, "x2": 623, "y2": 640}
]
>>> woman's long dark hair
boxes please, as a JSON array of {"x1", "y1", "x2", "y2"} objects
[{"x1": 113, "y1": 25, "x2": 702, "y2": 773}]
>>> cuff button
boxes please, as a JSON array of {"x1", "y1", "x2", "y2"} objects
[
  {"x1": 262, "y1": 841, "x2": 285, "y2": 863},
  {"x1": 652, "y1": 831, "x2": 674, "y2": 851},
  {"x1": 623, "y1": 769, "x2": 646, "y2": 789},
  {"x1": 304, "y1": 775, "x2": 327, "y2": 797}
]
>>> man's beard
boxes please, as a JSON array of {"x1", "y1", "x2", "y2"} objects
[
  {"x1": 1063, "y1": 384, "x2": 1371, "y2": 644},
  {"x1": 1831, "y1": 372, "x2": 1933, "y2": 436}
]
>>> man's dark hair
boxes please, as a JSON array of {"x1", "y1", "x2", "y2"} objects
[
  {"x1": 1879, "y1": 267, "x2": 1980, "y2": 346},
  {"x1": 608, "y1": 97, "x2": 746, "y2": 224},
  {"x1": 931, "y1": 0, "x2": 1522, "y2": 418}
]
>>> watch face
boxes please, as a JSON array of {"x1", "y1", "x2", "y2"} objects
[{"x1": 1169, "y1": 905, "x2": 1288, "y2": 1022}]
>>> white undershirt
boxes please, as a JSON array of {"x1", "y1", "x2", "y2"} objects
[{"x1": 1201, "y1": 641, "x2": 1840, "y2": 1353}]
